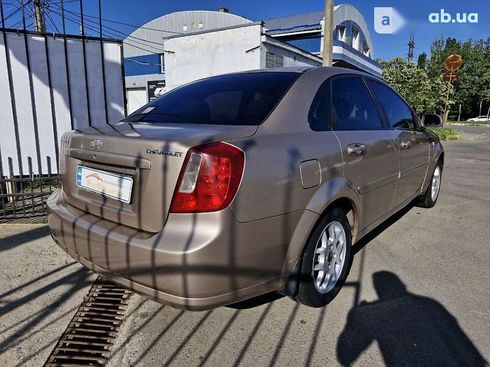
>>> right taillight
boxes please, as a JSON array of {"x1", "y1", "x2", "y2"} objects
[{"x1": 169, "y1": 142, "x2": 245, "y2": 213}]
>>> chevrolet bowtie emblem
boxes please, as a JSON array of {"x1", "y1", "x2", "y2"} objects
[{"x1": 90, "y1": 139, "x2": 104, "y2": 149}]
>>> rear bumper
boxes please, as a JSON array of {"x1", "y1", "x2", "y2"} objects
[{"x1": 47, "y1": 189, "x2": 303, "y2": 310}]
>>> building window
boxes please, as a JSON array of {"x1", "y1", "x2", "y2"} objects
[
  {"x1": 266, "y1": 52, "x2": 284, "y2": 68},
  {"x1": 337, "y1": 26, "x2": 346, "y2": 42},
  {"x1": 352, "y1": 27, "x2": 360, "y2": 51},
  {"x1": 363, "y1": 42, "x2": 371, "y2": 57},
  {"x1": 198, "y1": 22, "x2": 204, "y2": 29},
  {"x1": 160, "y1": 54, "x2": 165, "y2": 73},
  {"x1": 183, "y1": 25, "x2": 188, "y2": 32},
  {"x1": 280, "y1": 34, "x2": 322, "y2": 53}
]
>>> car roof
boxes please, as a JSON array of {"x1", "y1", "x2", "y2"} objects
[
  {"x1": 304, "y1": 66, "x2": 384, "y2": 80},
  {"x1": 225, "y1": 66, "x2": 312, "y2": 74},
  {"x1": 213, "y1": 67, "x2": 384, "y2": 84}
]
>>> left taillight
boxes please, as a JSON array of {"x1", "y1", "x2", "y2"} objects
[
  {"x1": 59, "y1": 134, "x2": 71, "y2": 177},
  {"x1": 169, "y1": 142, "x2": 245, "y2": 213}
]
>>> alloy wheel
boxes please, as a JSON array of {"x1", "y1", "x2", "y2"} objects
[
  {"x1": 312, "y1": 221, "x2": 347, "y2": 293},
  {"x1": 431, "y1": 166, "x2": 441, "y2": 202}
]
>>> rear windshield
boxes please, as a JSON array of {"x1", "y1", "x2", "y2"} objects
[{"x1": 123, "y1": 72, "x2": 300, "y2": 125}]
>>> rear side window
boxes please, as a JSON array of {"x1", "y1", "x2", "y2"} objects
[
  {"x1": 309, "y1": 80, "x2": 331, "y2": 131},
  {"x1": 124, "y1": 72, "x2": 300, "y2": 125},
  {"x1": 331, "y1": 76, "x2": 382, "y2": 130},
  {"x1": 366, "y1": 80, "x2": 415, "y2": 130}
]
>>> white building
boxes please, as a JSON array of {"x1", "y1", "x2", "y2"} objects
[
  {"x1": 163, "y1": 23, "x2": 321, "y2": 90},
  {"x1": 124, "y1": 9, "x2": 252, "y2": 113},
  {"x1": 123, "y1": 6, "x2": 381, "y2": 113}
]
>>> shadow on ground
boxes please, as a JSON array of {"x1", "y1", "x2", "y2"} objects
[
  {"x1": 0, "y1": 225, "x2": 95, "y2": 366},
  {"x1": 107, "y1": 201, "x2": 488, "y2": 366},
  {"x1": 336, "y1": 271, "x2": 487, "y2": 367}
]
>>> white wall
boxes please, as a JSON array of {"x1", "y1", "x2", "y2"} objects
[
  {"x1": 0, "y1": 31, "x2": 125, "y2": 176},
  {"x1": 164, "y1": 24, "x2": 263, "y2": 90},
  {"x1": 127, "y1": 88, "x2": 147, "y2": 114},
  {"x1": 163, "y1": 24, "x2": 322, "y2": 92}
]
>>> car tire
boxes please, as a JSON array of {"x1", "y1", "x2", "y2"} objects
[
  {"x1": 417, "y1": 162, "x2": 443, "y2": 208},
  {"x1": 296, "y1": 208, "x2": 353, "y2": 308}
]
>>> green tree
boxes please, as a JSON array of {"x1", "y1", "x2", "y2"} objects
[
  {"x1": 426, "y1": 37, "x2": 490, "y2": 119},
  {"x1": 380, "y1": 57, "x2": 447, "y2": 115},
  {"x1": 417, "y1": 52, "x2": 427, "y2": 70}
]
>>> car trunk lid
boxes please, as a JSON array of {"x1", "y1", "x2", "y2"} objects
[{"x1": 60, "y1": 122, "x2": 256, "y2": 232}]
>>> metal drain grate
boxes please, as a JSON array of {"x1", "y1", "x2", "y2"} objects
[{"x1": 45, "y1": 277, "x2": 132, "y2": 366}]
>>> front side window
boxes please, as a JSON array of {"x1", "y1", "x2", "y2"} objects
[
  {"x1": 331, "y1": 76, "x2": 382, "y2": 130},
  {"x1": 366, "y1": 80, "x2": 415, "y2": 130},
  {"x1": 124, "y1": 72, "x2": 300, "y2": 125}
]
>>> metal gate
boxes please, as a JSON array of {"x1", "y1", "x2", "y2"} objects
[{"x1": 0, "y1": 1, "x2": 126, "y2": 222}]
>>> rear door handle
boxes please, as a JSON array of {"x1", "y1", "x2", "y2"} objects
[
  {"x1": 400, "y1": 139, "x2": 414, "y2": 149},
  {"x1": 346, "y1": 143, "x2": 367, "y2": 156}
]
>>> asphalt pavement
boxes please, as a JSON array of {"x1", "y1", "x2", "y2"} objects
[{"x1": 0, "y1": 124, "x2": 489, "y2": 366}]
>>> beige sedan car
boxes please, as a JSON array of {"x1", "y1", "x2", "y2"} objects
[{"x1": 47, "y1": 67, "x2": 444, "y2": 310}]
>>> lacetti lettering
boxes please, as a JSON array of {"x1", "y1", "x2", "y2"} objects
[
  {"x1": 428, "y1": 9, "x2": 478, "y2": 24},
  {"x1": 146, "y1": 148, "x2": 183, "y2": 157}
]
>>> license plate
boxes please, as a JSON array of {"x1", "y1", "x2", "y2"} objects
[{"x1": 76, "y1": 165, "x2": 133, "y2": 203}]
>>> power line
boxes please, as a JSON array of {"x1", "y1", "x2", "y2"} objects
[
  {"x1": 44, "y1": 5, "x2": 59, "y2": 32},
  {"x1": 49, "y1": 1, "x2": 180, "y2": 41},
  {"x1": 48, "y1": 7, "x2": 162, "y2": 53},
  {"x1": 64, "y1": 8, "x2": 183, "y2": 35},
  {"x1": 49, "y1": 2, "x2": 168, "y2": 47},
  {"x1": 8, "y1": 1, "x2": 36, "y2": 29},
  {"x1": 48, "y1": 5, "x2": 166, "y2": 52},
  {"x1": 19, "y1": 0, "x2": 28, "y2": 30},
  {"x1": 5, "y1": 0, "x2": 175, "y2": 55},
  {"x1": 47, "y1": 7, "x2": 161, "y2": 55},
  {"x1": 2, "y1": 0, "x2": 27, "y2": 23}
]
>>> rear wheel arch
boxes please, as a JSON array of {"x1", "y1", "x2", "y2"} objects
[
  {"x1": 304, "y1": 177, "x2": 361, "y2": 244},
  {"x1": 282, "y1": 196, "x2": 358, "y2": 297},
  {"x1": 294, "y1": 202, "x2": 355, "y2": 306},
  {"x1": 320, "y1": 197, "x2": 359, "y2": 244}
]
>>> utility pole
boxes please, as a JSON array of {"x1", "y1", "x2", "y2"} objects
[
  {"x1": 322, "y1": 0, "x2": 334, "y2": 66},
  {"x1": 33, "y1": 0, "x2": 45, "y2": 33}
]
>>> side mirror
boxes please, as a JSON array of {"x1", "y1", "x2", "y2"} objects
[{"x1": 422, "y1": 114, "x2": 442, "y2": 127}]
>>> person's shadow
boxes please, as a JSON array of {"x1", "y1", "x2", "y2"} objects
[{"x1": 336, "y1": 271, "x2": 487, "y2": 367}]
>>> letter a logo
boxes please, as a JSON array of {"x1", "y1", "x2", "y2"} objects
[{"x1": 374, "y1": 7, "x2": 405, "y2": 34}]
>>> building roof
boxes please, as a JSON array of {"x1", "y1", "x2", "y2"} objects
[
  {"x1": 263, "y1": 7, "x2": 341, "y2": 35},
  {"x1": 264, "y1": 11, "x2": 324, "y2": 35},
  {"x1": 124, "y1": 10, "x2": 252, "y2": 57}
]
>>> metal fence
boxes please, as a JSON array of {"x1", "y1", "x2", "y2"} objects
[
  {"x1": 0, "y1": 157, "x2": 58, "y2": 223},
  {"x1": 0, "y1": 0, "x2": 126, "y2": 222}
]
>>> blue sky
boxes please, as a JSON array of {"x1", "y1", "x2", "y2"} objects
[{"x1": 5, "y1": 0, "x2": 489, "y2": 60}]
